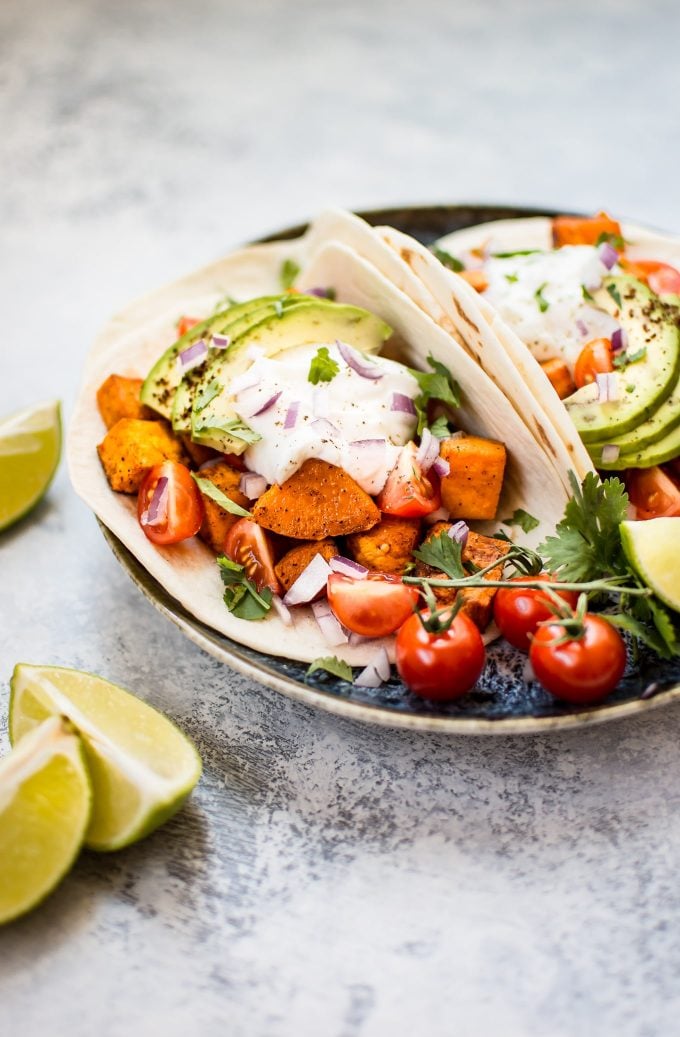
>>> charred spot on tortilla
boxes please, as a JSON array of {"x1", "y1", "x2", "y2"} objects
[
  {"x1": 451, "y1": 297, "x2": 481, "y2": 339},
  {"x1": 533, "y1": 418, "x2": 557, "y2": 457}
]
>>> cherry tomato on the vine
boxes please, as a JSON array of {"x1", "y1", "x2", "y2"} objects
[
  {"x1": 493, "y1": 575, "x2": 579, "y2": 652},
  {"x1": 137, "y1": 461, "x2": 204, "y2": 545},
  {"x1": 395, "y1": 609, "x2": 485, "y2": 701},
  {"x1": 529, "y1": 615, "x2": 626, "y2": 705},
  {"x1": 327, "y1": 572, "x2": 419, "y2": 638}
]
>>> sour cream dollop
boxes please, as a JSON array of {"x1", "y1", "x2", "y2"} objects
[
  {"x1": 232, "y1": 341, "x2": 420, "y2": 493},
  {"x1": 482, "y1": 245, "x2": 621, "y2": 368}
]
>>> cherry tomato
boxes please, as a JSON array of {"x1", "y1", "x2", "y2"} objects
[
  {"x1": 626, "y1": 466, "x2": 680, "y2": 520},
  {"x1": 529, "y1": 615, "x2": 626, "y2": 705},
  {"x1": 396, "y1": 609, "x2": 485, "y2": 701},
  {"x1": 376, "y1": 442, "x2": 441, "y2": 518},
  {"x1": 176, "y1": 315, "x2": 200, "y2": 337},
  {"x1": 327, "y1": 572, "x2": 419, "y2": 638},
  {"x1": 224, "y1": 519, "x2": 280, "y2": 594},
  {"x1": 493, "y1": 575, "x2": 579, "y2": 652},
  {"x1": 573, "y1": 338, "x2": 614, "y2": 389},
  {"x1": 137, "y1": 461, "x2": 204, "y2": 545},
  {"x1": 552, "y1": 213, "x2": 621, "y2": 247},
  {"x1": 620, "y1": 259, "x2": 680, "y2": 296}
]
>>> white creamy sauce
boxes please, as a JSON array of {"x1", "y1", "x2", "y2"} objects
[
  {"x1": 482, "y1": 246, "x2": 621, "y2": 367},
  {"x1": 233, "y1": 342, "x2": 419, "y2": 493}
]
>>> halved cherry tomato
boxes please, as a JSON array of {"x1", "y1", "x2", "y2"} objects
[
  {"x1": 620, "y1": 258, "x2": 680, "y2": 296},
  {"x1": 395, "y1": 609, "x2": 485, "y2": 701},
  {"x1": 552, "y1": 212, "x2": 621, "y2": 247},
  {"x1": 458, "y1": 269, "x2": 489, "y2": 292},
  {"x1": 529, "y1": 615, "x2": 626, "y2": 705},
  {"x1": 573, "y1": 338, "x2": 614, "y2": 389},
  {"x1": 327, "y1": 572, "x2": 419, "y2": 638},
  {"x1": 493, "y1": 575, "x2": 579, "y2": 652},
  {"x1": 137, "y1": 461, "x2": 204, "y2": 545},
  {"x1": 626, "y1": 466, "x2": 680, "y2": 520},
  {"x1": 376, "y1": 442, "x2": 441, "y2": 518},
  {"x1": 176, "y1": 315, "x2": 200, "y2": 337},
  {"x1": 224, "y1": 519, "x2": 280, "y2": 594}
]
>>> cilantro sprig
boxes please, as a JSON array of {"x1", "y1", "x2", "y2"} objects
[
  {"x1": 306, "y1": 657, "x2": 353, "y2": 681},
  {"x1": 410, "y1": 354, "x2": 461, "y2": 435},
  {"x1": 192, "y1": 475, "x2": 252, "y2": 518},
  {"x1": 308, "y1": 346, "x2": 340, "y2": 385},
  {"x1": 280, "y1": 258, "x2": 301, "y2": 291},
  {"x1": 218, "y1": 556, "x2": 272, "y2": 620},
  {"x1": 431, "y1": 247, "x2": 465, "y2": 273}
]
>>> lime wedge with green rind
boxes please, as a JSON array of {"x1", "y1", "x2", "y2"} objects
[
  {"x1": 620, "y1": 517, "x2": 680, "y2": 613},
  {"x1": 0, "y1": 400, "x2": 61, "y2": 531},
  {"x1": 9, "y1": 664, "x2": 202, "y2": 852},
  {"x1": 0, "y1": 715, "x2": 92, "y2": 925}
]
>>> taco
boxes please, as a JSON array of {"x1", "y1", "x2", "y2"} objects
[{"x1": 68, "y1": 213, "x2": 574, "y2": 666}]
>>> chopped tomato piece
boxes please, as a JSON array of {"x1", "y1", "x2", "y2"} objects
[
  {"x1": 620, "y1": 258, "x2": 680, "y2": 296},
  {"x1": 458, "y1": 269, "x2": 488, "y2": 292},
  {"x1": 224, "y1": 518, "x2": 280, "y2": 594},
  {"x1": 376, "y1": 442, "x2": 441, "y2": 518},
  {"x1": 626, "y1": 467, "x2": 680, "y2": 520},
  {"x1": 176, "y1": 315, "x2": 200, "y2": 337},
  {"x1": 573, "y1": 338, "x2": 614, "y2": 389},
  {"x1": 552, "y1": 212, "x2": 622, "y2": 248},
  {"x1": 327, "y1": 572, "x2": 419, "y2": 638},
  {"x1": 137, "y1": 461, "x2": 204, "y2": 545}
]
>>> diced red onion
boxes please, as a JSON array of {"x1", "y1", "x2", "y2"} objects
[
  {"x1": 391, "y1": 393, "x2": 417, "y2": 416},
  {"x1": 329, "y1": 556, "x2": 369, "y2": 579},
  {"x1": 448, "y1": 520, "x2": 469, "y2": 547},
  {"x1": 239, "y1": 390, "x2": 282, "y2": 419},
  {"x1": 523, "y1": 657, "x2": 535, "y2": 682},
  {"x1": 596, "y1": 372, "x2": 618, "y2": 403},
  {"x1": 239, "y1": 472, "x2": 267, "y2": 499},
  {"x1": 576, "y1": 318, "x2": 589, "y2": 337},
  {"x1": 231, "y1": 372, "x2": 261, "y2": 396},
  {"x1": 353, "y1": 664, "x2": 384, "y2": 688},
  {"x1": 416, "y1": 428, "x2": 441, "y2": 472},
  {"x1": 145, "y1": 476, "x2": 169, "y2": 526},
  {"x1": 211, "y1": 333, "x2": 230, "y2": 349},
  {"x1": 611, "y1": 327, "x2": 627, "y2": 353},
  {"x1": 372, "y1": 647, "x2": 391, "y2": 682},
  {"x1": 598, "y1": 242, "x2": 619, "y2": 270},
  {"x1": 198, "y1": 456, "x2": 224, "y2": 471},
  {"x1": 311, "y1": 417, "x2": 340, "y2": 440},
  {"x1": 425, "y1": 506, "x2": 451, "y2": 525},
  {"x1": 432, "y1": 456, "x2": 450, "y2": 478},
  {"x1": 283, "y1": 553, "x2": 333, "y2": 606},
  {"x1": 271, "y1": 595, "x2": 293, "y2": 626},
  {"x1": 311, "y1": 599, "x2": 349, "y2": 646},
  {"x1": 601, "y1": 444, "x2": 620, "y2": 464},
  {"x1": 178, "y1": 339, "x2": 208, "y2": 373},
  {"x1": 284, "y1": 401, "x2": 300, "y2": 430},
  {"x1": 348, "y1": 630, "x2": 374, "y2": 646},
  {"x1": 348, "y1": 438, "x2": 387, "y2": 467},
  {"x1": 337, "y1": 340, "x2": 383, "y2": 380},
  {"x1": 302, "y1": 286, "x2": 332, "y2": 298}
]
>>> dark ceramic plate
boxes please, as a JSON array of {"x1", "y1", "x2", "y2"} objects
[{"x1": 98, "y1": 205, "x2": 680, "y2": 734}]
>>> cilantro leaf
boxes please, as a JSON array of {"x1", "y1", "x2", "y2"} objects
[
  {"x1": 410, "y1": 354, "x2": 461, "y2": 435},
  {"x1": 428, "y1": 414, "x2": 454, "y2": 439},
  {"x1": 308, "y1": 346, "x2": 340, "y2": 385},
  {"x1": 596, "y1": 231, "x2": 626, "y2": 251},
  {"x1": 280, "y1": 258, "x2": 301, "y2": 290},
  {"x1": 606, "y1": 283, "x2": 622, "y2": 309},
  {"x1": 492, "y1": 249, "x2": 541, "y2": 258},
  {"x1": 626, "y1": 346, "x2": 647, "y2": 365},
  {"x1": 502, "y1": 508, "x2": 540, "y2": 534},
  {"x1": 413, "y1": 531, "x2": 465, "y2": 579},
  {"x1": 194, "y1": 379, "x2": 222, "y2": 413},
  {"x1": 534, "y1": 283, "x2": 550, "y2": 313},
  {"x1": 582, "y1": 285, "x2": 595, "y2": 303},
  {"x1": 505, "y1": 273, "x2": 518, "y2": 284},
  {"x1": 192, "y1": 417, "x2": 262, "y2": 446},
  {"x1": 432, "y1": 247, "x2": 465, "y2": 272},
  {"x1": 217, "y1": 556, "x2": 272, "y2": 620},
  {"x1": 306, "y1": 657, "x2": 353, "y2": 681},
  {"x1": 192, "y1": 475, "x2": 252, "y2": 518},
  {"x1": 539, "y1": 472, "x2": 629, "y2": 582}
]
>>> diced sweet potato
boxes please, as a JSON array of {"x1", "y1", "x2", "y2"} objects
[
  {"x1": 346, "y1": 515, "x2": 421, "y2": 574},
  {"x1": 274, "y1": 538, "x2": 338, "y2": 593},
  {"x1": 252, "y1": 460, "x2": 380, "y2": 540},
  {"x1": 540, "y1": 358, "x2": 575, "y2": 400},
  {"x1": 96, "y1": 375, "x2": 153, "y2": 430},
  {"x1": 439, "y1": 435, "x2": 506, "y2": 520},
  {"x1": 414, "y1": 523, "x2": 507, "y2": 630},
  {"x1": 97, "y1": 418, "x2": 184, "y2": 494},
  {"x1": 197, "y1": 461, "x2": 250, "y2": 552},
  {"x1": 552, "y1": 212, "x2": 621, "y2": 247}
]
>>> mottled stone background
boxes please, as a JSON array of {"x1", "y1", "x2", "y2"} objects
[{"x1": 2, "y1": 1, "x2": 680, "y2": 1034}]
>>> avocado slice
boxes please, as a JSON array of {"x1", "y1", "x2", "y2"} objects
[
  {"x1": 598, "y1": 417, "x2": 680, "y2": 471},
  {"x1": 141, "y1": 295, "x2": 291, "y2": 419},
  {"x1": 170, "y1": 296, "x2": 304, "y2": 433},
  {"x1": 564, "y1": 277, "x2": 680, "y2": 443},
  {"x1": 588, "y1": 372, "x2": 680, "y2": 466},
  {"x1": 191, "y1": 299, "x2": 392, "y2": 453}
]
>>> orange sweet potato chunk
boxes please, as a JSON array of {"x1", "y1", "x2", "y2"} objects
[
  {"x1": 439, "y1": 435, "x2": 506, "y2": 520},
  {"x1": 96, "y1": 374, "x2": 153, "y2": 429},
  {"x1": 274, "y1": 539, "x2": 338, "y2": 592},
  {"x1": 252, "y1": 459, "x2": 380, "y2": 540},
  {"x1": 414, "y1": 523, "x2": 507, "y2": 629},
  {"x1": 97, "y1": 418, "x2": 184, "y2": 494},
  {"x1": 197, "y1": 461, "x2": 250, "y2": 552},
  {"x1": 540, "y1": 358, "x2": 576, "y2": 400},
  {"x1": 346, "y1": 515, "x2": 421, "y2": 574},
  {"x1": 552, "y1": 212, "x2": 621, "y2": 247}
]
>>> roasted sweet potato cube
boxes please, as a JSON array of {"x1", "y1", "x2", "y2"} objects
[
  {"x1": 274, "y1": 538, "x2": 338, "y2": 593},
  {"x1": 552, "y1": 212, "x2": 621, "y2": 248},
  {"x1": 252, "y1": 460, "x2": 380, "y2": 540},
  {"x1": 97, "y1": 418, "x2": 184, "y2": 494},
  {"x1": 197, "y1": 461, "x2": 250, "y2": 552},
  {"x1": 540, "y1": 358, "x2": 575, "y2": 400},
  {"x1": 96, "y1": 374, "x2": 153, "y2": 430},
  {"x1": 439, "y1": 435, "x2": 506, "y2": 520},
  {"x1": 346, "y1": 515, "x2": 420, "y2": 574},
  {"x1": 414, "y1": 523, "x2": 507, "y2": 629}
]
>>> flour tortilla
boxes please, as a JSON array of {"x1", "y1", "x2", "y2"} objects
[{"x1": 69, "y1": 219, "x2": 571, "y2": 665}]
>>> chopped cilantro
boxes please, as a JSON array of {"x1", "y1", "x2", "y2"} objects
[
  {"x1": 492, "y1": 249, "x2": 541, "y2": 258},
  {"x1": 306, "y1": 657, "x2": 353, "y2": 681},
  {"x1": 192, "y1": 417, "x2": 262, "y2": 446},
  {"x1": 596, "y1": 231, "x2": 626, "y2": 251},
  {"x1": 625, "y1": 346, "x2": 647, "y2": 364},
  {"x1": 218, "y1": 556, "x2": 272, "y2": 621},
  {"x1": 280, "y1": 258, "x2": 301, "y2": 291},
  {"x1": 505, "y1": 273, "x2": 519, "y2": 284},
  {"x1": 193, "y1": 379, "x2": 222, "y2": 413},
  {"x1": 502, "y1": 508, "x2": 540, "y2": 534},
  {"x1": 432, "y1": 247, "x2": 465, "y2": 273},
  {"x1": 534, "y1": 283, "x2": 550, "y2": 313},
  {"x1": 410, "y1": 354, "x2": 461, "y2": 436},
  {"x1": 606, "y1": 283, "x2": 623, "y2": 309},
  {"x1": 308, "y1": 346, "x2": 340, "y2": 385},
  {"x1": 413, "y1": 531, "x2": 465, "y2": 580},
  {"x1": 581, "y1": 285, "x2": 596, "y2": 303},
  {"x1": 428, "y1": 414, "x2": 454, "y2": 439},
  {"x1": 192, "y1": 475, "x2": 252, "y2": 518},
  {"x1": 625, "y1": 384, "x2": 635, "y2": 394}
]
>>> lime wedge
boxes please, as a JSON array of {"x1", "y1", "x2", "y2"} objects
[
  {"x1": 620, "y1": 517, "x2": 680, "y2": 613},
  {"x1": 0, "y1": 716, "x2": 91, "y2": 925},
  {"x1": 0, "y1": 400, "x2": 61, "y2": 531},
  {"x1": 10, "y1": 665, "x2": 202, "y2": 852}
]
